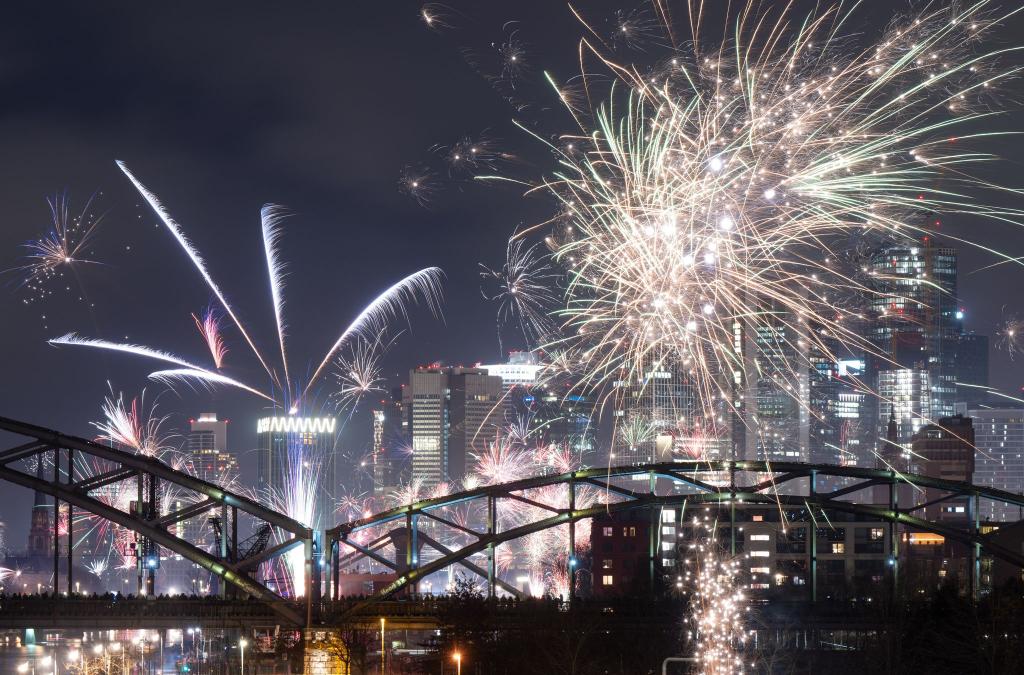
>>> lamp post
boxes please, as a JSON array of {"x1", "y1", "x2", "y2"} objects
[
  {"x1": 240, "y1": 638, "x2": 248, "y2": 674},
  {"x1": 380, "y1": 618, "x2": 386, "y2": 675},
  {"x1": 452, "y1": 651, "x2": 461, "y2": 675}
]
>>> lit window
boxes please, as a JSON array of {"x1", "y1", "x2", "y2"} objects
[
  {"x1": 870, "y1": 528, "x2": 884, "y2": 540},
  {"x1": 661, "y1": 542, "x2": 673, "y2": 551},
  {"x1": 752, "y1": 515, "x2": 764, "y2": 522},
  {"x1": 749, "y1": 534, "x2": 770, "y2": 541},
  {"x1": 629, "y1": 526, "x2": 637, "y2": 537},
  {"x1": 751, "y1": 567, "x2": 770, "y2": 574},
  {"x1": 603, "y1": 527, "x2": 613, "y2": 537},
  {"x1": 832, "y1": 543, "x2": 845, "y2": 554},
  {"x1": 662, "y1": 510, "x2": 675, "y2": 522},
  {"x1": 750, "y1": 550, "x2": 770, "y2": 558},
  {"x1": 602, "y1": 575, "x2": 614, "y2": 586},
  {"x1": 602, "y1": 559, "x2": 613, "y2": 570}
]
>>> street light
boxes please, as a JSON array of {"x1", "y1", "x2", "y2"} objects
[
  {"x1": 16, "y1": 663, "x2": 29, "y2": 674},
  {"x1": 452, "y1": 651, "x2": 462, "y2": 675},
  {"x1": 240, "y1": 638, "x2": 248, "y2": 674},
  {"x1": 380, "y1": 618, "x2": 386, "y2": 675}
]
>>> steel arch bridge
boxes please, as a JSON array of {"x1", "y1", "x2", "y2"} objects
[
  {"x1": 0, "y1": 417, "x2": 313, "y2": 626},
  {"x1": 325, "y1": 460, "x2": 1024, "y2": 610},
  {"x1": 5, "y1": 416, "x2": 1024, "y2": 627}
]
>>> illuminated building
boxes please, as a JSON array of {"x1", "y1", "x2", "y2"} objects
[
  {"x1": 866, "y1": 243, "x2": 984, "y2": 452},
  {"x1": 256, "y1": 415, "x2": 338, "y2": 529},
  {"x1": 966, "y1": 408, "x2": 1024, "y2": 522},
  {"x1": 188, "y1": 413, "x2": 237, "y2": 486},
  {"x1": 404, "y1": 366, "x2": 503, "y2": 486},
  {"x1": 876, "y1": 368, "x2": 932, "y2": 452}
]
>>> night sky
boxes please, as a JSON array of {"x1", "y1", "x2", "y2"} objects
[{"x1": 2, "y1": 1, "x2": 1024, "y2": 546}]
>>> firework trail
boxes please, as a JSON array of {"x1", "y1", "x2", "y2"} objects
[
  {"x1": 513, "y1": 0, "x2": 1024, "y2": 440},
  {"x1": 192, "y1": 306, "x2": 228, "y2": 369},
  {"x1": 682, "y1": 513, "x2": 752, "y2": 674},
  {"x1": 51, "y1": 162, "x2": 444, "y2": 413},
  {"x1": 480, "y1": 238, "x2": 559, "y2": 353},
  {"x1": 261, "y1": 204, "x2": 292, "y2": 391}
]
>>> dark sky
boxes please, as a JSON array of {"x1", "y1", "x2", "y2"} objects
[{"x1": 2, "y1": 1, "x2": 1024, "y2": 546}]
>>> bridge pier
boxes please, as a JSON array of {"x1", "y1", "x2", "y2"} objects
[{"x1": 304, "y1": 629, "x2": 350, "y2": 675}]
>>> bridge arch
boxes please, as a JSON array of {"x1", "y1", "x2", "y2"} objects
[
  {"x1": 326, "y1": 461, "x2": 1024, "y2": 609},
  {"x1": 0, "y1": 416, "x2": 312, "y2": 625}
]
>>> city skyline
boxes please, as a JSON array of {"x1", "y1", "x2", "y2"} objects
[{"x1": 3, "y1": 2, "x2": 1024, "y2": 671}]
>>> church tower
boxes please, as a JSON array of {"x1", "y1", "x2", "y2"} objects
[{"x1": 27, "y1": 459, "x2": 52, "y2": 557}]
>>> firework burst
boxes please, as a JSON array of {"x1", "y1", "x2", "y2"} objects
[
  {"x1": 527, "y1": 0, "x2": 1024, "y2": 432},
  {"x1": 480, "y1": 238, "x2": 559, "y2": 353},
  {"x1": 5, "y1": 191, "x2": 106, "y2": 314},
  {"x1": 332, "y1": 331, "x2": 397, "y2": 413},
  {"x1": 997, "y1": 311, "x2": 1023, "y2": 360}
]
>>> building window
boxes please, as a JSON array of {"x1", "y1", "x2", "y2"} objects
[
  {"x1": 662, "y1": 510, "x2": 675, "y2": 522},
  {"x1": 751, "y1": 567, "x2": 770, "y2": 574},
  {"x1": 603, "y1": 527, "x2": 613, "y2": 537},
  {"x1": 752, "y1": 515, "x2": 764, "y2": 522},
  {"x1": 602, "y1": 575, "x2": 614, "y2": 586},
  {"x1": 750, "y1": 550, "x2": 769, "y2": 558},
  {"x1": 749, "y1": 534, "x2": 770, "y2": 541},
  {"x1": 602, "y1": 559, "x2": 613, "y2": 570},
  {"x1": 832, "y1": 543, "x2": 845, "y2": 554},
  {"x1": 870, "y1": 528, "x2": 884, "y2": 540}
]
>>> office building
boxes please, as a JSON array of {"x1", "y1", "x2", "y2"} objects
[
  {"x1": 404, "y1": 366, "x2": 503, "y2": 487},
  {"x1": 188, "y1": 413, "x2": 237, "y2": 486},
  {"x1": 967, "y1": 407, "x2": 1024, "y2": 521}
]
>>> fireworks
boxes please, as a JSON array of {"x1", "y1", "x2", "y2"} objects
[
  {"x1": 92, "y1": 389, "x2": 172, "y2": 457},
  {"x1": 331, "y1": 332, "x2": 396, "y2": 413},
  {"x1": 997, "y1": 312, "x2": 1023, "y2": 360},
  {"x1": 398, "y1": 164, "x2": 438, "y2": 206},
  {"x1": 192, "y1": 306, "x2": 228, "y2": 369},
  {"x1": 682, "y1": 513, "x2": 752, "y2": 674},
  {"x1": 50, "y1": 162, "x2": 444, "y2": 412},
  {"x1": 527, "y1": 1, "x2": 1024, "y2": 429},
  {"x1": 5, "y1": 191, "x2": 106, "y2": 315},
  {"x1": 480, "y1": 238, "x2": 559, "y2": 353}
]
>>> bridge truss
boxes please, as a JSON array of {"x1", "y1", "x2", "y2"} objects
[
  {"x1": 326, "y1": 461, "x2": 1024, "y2": 609},
  {"x1": 0, "y1": 417, "x2": 313, "y2": 626}
]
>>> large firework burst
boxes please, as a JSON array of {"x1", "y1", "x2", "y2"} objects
[{"x1": 529, "y1": 1, "x2": 1024, "y2": 432}]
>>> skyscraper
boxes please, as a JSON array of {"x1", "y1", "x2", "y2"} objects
[
  {"x1": 188, "y1": 413, "x2": 237, "y2": 487},
  {"x1": 404, "y1": 366, "x2": 504, "y2": 487},
  {"x1": 256, "y1": 415, "x2": 338, "y2": 529},
  {"x1": 867, "y1": 242, "x2": 962, "y2": 449},
  {"x1": 967, "y1": 407, "x2": 1024, "y2": 522}
]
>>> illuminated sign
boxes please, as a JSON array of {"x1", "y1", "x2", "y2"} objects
[{"x1": 256, "y1": 416, "x2": 336, "y2": 434}]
